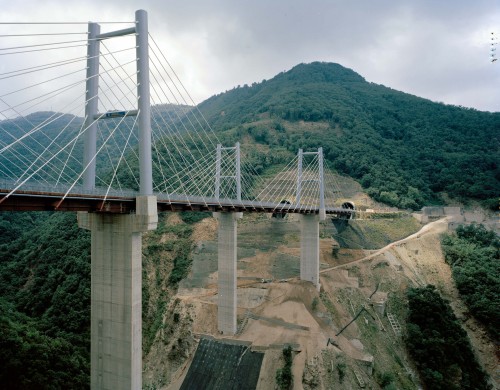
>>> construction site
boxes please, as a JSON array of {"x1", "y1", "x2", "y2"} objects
[{"x1": 140, "y1": 200, "x2": 498, "y2": 389}]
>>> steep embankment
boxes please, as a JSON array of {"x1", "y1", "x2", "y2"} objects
[
  {"x1": 332, "y1": 215, "x2": 422, "y2": 250},
  {"x1": 154, "y1": 213, "x2": 497, "y2": 390}
]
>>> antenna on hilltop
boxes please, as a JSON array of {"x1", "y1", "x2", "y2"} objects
[{"x1": 491, "y1": 32, "x2": 498, "y2": 63}]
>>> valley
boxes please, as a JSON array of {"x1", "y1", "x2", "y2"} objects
[
  {"x1": 1, "y1": 61, "x2": 498, "y2": 389},
  {"x1": 141, "y1": 207, "x2": 498, "y2": 389}
]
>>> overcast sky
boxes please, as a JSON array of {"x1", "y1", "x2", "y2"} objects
[{"x1": 2, "y1": 0, "x2": 500, "y2": 113}]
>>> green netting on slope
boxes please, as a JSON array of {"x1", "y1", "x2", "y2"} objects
[{"x1": 180, "y1": 338, "x2": 264, "y2": 390}]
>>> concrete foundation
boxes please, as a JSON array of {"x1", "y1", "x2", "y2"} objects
[
  {"x1": 420, "y1": 206, "x2": 445, "y2": 223},
  {"x1": 78, "y1": 196, "x2": 157, "y2": 390},
  {"x1": 300, "y1": 214, "x2": 320, "y2": 289},
  {"x1": 214, "y1": 212, "x2": 242, "y2": 335},
  {"x1": 370, "y1": 292, "x2": 388, "y2": 317}
]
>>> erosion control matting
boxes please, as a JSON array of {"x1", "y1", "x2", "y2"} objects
[{"x1": 180, "y1": 338, "x2": 264, "y2": 390}]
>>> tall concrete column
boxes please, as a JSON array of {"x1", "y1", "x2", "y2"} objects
[
  {"x1": 214, "y1": 212, "x2": 242, "y2": 335},
  {"x1": 83, "y1": 22, "x2": 100, "y2": 190},
  {"x1": 296, "y1": 148, "x2": 303, "y2": 207},
  {"x1": 78, "y1": 196, "x2": 157, "y2": 390},
  {"x1": 215, "y1": 144, "x2": 222, "y2": 200},
  {"x1": 136, "y1": 9, "x2": 153, "y2": 196},
  {"x1": 300, "y1": 214, "x2": 320, "y2": 290}
]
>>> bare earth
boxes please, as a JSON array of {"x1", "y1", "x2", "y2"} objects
[{"x1": 153, "y1": 216, "x2": 498, "y2": 390}]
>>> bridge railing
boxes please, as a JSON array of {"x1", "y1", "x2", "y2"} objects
[{"x1": 0, "y1": 179, "x2": 138, "y2": 198}]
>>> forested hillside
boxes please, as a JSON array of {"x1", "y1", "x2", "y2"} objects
[
  {"x1": 0, "y1": 62, "x2": 498, "y2": 387},
  {"x1": 2, "y1": 63, "x2": 497, "y2": 208},
  {"x1": 0, "y1": 210, "x2": 206, "y2": 388},
  {"x1": 0, "y1": 104, "x2": 191, "y2": 184},
  {"x1": 405, "y1": 285, "x2": 491, "y2": 390},
  {"x1": 198, "y1": 62, "x2": 500, "y2": 210},
  {"x1": 0, "y1": 213, "x2": 90, "y2": 388},
  {"x1": 441, "y1": 224, "x2": 500, "y2": 341}
]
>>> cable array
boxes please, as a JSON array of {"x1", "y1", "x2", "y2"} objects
[
  {"x1": 0, "y1": 20, "x2": 139, "y2": 199},
  {"x1": 0, "y1": 19, "x2": 345, "y2": 212},
  {"x1": 251, "y1": 150, "x2": 345, "y2": 213},
  {"x1": 145, "y1": 34, "x2": 264, "y2": 208}
]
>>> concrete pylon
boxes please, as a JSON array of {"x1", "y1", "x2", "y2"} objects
[
  {"x1": 214, "y1": 143, "x2": 241, "y2": 202},
  {"x1": 78, "y1": 196, "x2": 157, "y2": 389},
  {"x1": 300, "y1": 214, "x2": 320, "y2": 290},
  {"x1": 214, "y1": 212, "x2": 242, "y2": 335}
]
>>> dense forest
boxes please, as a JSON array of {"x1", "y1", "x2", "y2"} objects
[
  {"x1": 198, "y1": 62, "x2": 500, "y2": 210},
  {"x1": 405, "y1": 285, "x2": 491, "y2": 390},
  {"x1": 441, "y1": 224, "x2": 500, "y2": 342},
  {"x1": 0, "y1": 213, "x2": 90, "y2": 388}
]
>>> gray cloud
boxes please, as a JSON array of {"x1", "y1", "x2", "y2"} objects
[{"x1": 1, "y1": 0, "x2": 499, "y2": 112}]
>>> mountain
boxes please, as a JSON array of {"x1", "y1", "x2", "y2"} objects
[
  {"x1": 2, "y1": 63, "x2": 497, "y2": 209},
  {"x1": 0, "y1": 104, "x2": 192, "y2": 185},
  {"x1": 198, "y1": 62, "x2": 500, "y2": 210},
  {"x1": 0, "y1": 62, "x2": 498, "y2": 388}
]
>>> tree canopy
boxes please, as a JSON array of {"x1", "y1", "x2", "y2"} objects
[
  {"x1": 198, "y1": 62, "x2": 500, "y2": 209},
  {"x1": 405, "y1": 285, "x2": 491, "y2": 390},
  {"x1": 441, "y1": 224, "x2": 500, "y2": 341}
]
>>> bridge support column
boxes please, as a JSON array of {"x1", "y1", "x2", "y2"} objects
[
  {"x1": 300, "y1": 214, "x2": 320, "y2": 290},
  {"x1": 214, "y1": 212, "x2": 242, "y2": 335},
  {"x1": 78, "y1": 196, "x2": 157, "y2": 390}
]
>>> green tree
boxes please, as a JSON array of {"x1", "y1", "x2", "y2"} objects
[
  {"x1": 405, "y1": 285, "x2": 491, "y2": 390},
  {"x1": 441, "y1": 224, "x2": 499, "y2": 341},
  {"x1": 276, "y1": 345, "x2": 293, "y2": 389}
]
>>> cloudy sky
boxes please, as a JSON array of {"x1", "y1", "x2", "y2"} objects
[{"x1": 2, "y1": 0, "x2": 499, "y2": 112}]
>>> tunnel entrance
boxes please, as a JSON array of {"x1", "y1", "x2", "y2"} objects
[{"x1": 272, "y1": 199, "x2": 292, "y2": 218}]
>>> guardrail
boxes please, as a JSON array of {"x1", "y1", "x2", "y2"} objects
[{"x1": 0, "y1": 179, "x2": 354, "y2": 216}]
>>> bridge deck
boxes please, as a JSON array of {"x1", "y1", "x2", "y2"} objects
[{"x1": 0, "y1": 188, "x2": 353, "y2": 216}]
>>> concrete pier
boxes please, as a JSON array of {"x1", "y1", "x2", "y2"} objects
[
  {"x1": 78, "y1": 196, "x2": 157, "y2": 390},
  {"x1": 214, "y1": 212, "x2": 242, "y2": 335},
  {"x1": 300, "y1": 214, "x2": 320, "y2": 289}
]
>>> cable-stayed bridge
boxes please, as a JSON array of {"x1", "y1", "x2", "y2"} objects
[{"x1": 0, "y1": 10, "x2": 354, "y2": 389}]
